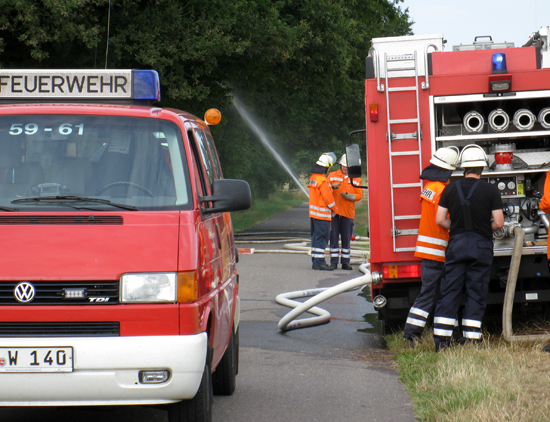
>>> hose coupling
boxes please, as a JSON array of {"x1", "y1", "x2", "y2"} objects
[
  {"x1": 494, "y1": 223, "x2": 522, "y2": 240},
  {"x1": 371, "y1": 271, "x2": 383, "y2": 285},
  {"x1": 373, "y1": 295, "x2": 387, "y2": 309}
]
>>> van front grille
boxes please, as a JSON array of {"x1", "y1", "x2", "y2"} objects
[
  {"x1": 0, "y1": 322, "x2": 120, "y2": 337},
  {"x1": 0, "y1": 215, "x2": 123, "y2": 225},
  {"x1": 0, "y1": 281, "x2": 119, "y2": 305}
]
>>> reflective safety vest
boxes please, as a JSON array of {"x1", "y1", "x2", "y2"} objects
[
  {"x1": 308, "y1": 173, "x2": 339, "y2": 221},
  {"x1": 328, "y1": 169, "x2": 363, "y2": 219},
  {"x1": 539, "y1": 169, "x2": 550, "y2": 259},
  {"x1": 415, "y1": 180, "x2": 449, "y2": 262}
]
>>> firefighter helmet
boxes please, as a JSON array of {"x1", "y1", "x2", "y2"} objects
[
  {"x1": 338, "y1": 154, "x2": 347, "y2": 166},
  {"x1": 430, "y1": 147, "x2": 459, "y2": 170},
  {"x1": 316, "y1": 152, "x2": 336, "y2": 167},
  {"x1": 459, "y1": 144, "x2": 488, "y2": 168}
]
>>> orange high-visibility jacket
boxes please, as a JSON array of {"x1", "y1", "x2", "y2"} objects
[
  {"x1": 414, "y1": 180, "x2": 449, "y2": 262},
  {"x1": 308, "y1": 173, "x2": 339, "y2": 221},
  {"x1": 539, "y1": 170, "x2": 550, "y2": 259},
  {"x1": 328, "y1": 169, "x2": 363, "y2": 219}
]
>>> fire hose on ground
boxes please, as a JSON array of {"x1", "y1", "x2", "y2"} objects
[
  {"x1": 276, "y1": 264, "x2": 372, "y2": 331},
  {"x1": 236, "y1": 232, "x2": 371, "y2": 330},
  {"x1": 235, "y1": 235, "x2": 369, "y2": 265}
]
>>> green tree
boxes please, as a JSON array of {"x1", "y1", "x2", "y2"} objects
[{"x1": 0, "y1": 0, "x2": 412, "y2": 198}]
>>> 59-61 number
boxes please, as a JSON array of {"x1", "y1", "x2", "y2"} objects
[{"x1": 9, "y1": 123, "x2": 84, "y2": 136}]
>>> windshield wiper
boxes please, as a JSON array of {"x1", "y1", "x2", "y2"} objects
[
  {"x1": 12, "y1": 195, "x2": 138, "y2": 211},
  {"x1": 0, "y1": 205, "x2": 18, "y2": 212}
]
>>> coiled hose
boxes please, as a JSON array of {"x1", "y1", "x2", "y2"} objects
[
  {"x1": 236, "y1": 231, "x2": 371, "y2": 330},
  {"x1": 276, "y1": 263, "x2": 372, "y2": 331}
]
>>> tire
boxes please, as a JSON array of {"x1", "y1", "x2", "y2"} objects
[
  {"x1": 212, "y1": 327, "x2": 238, "y2": 395},
  {"x1": 168, "y1": 360, "x2": 213, "y2": 422}
]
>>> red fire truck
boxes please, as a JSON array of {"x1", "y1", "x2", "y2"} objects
[
  {"x1": 353, "y1": 28, "x2": 550, "y2": 331},
  {"x1": 0, "y1": 69, "x2": 250, "y2": 421}
]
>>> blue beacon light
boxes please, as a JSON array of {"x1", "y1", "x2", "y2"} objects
[
  {"x1": 492, "y1": 53, "x2": 507, "y2": 74},
  {"x1": 132, "y1": 70, "x2": 161, "y2": 101}
]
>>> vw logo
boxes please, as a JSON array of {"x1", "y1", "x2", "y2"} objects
[{"x1": 14, "y1": 282, "x2": 36, "y2": 303}]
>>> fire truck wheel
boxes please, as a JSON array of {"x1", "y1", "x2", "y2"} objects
[
  {"x1": 212, "y1": 326, "x2": 238, "y2": 395},
  {"x1": 168, "y1": 360, "x2": 213, "y2": 422}
]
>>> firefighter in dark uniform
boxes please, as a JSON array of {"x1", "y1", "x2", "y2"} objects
[
  {"x1": 403, "y1": 147, "x2": 459, "y2": 344},
  {"x1": 432, "y1": 144, "x2": 504, "y2": 352}
]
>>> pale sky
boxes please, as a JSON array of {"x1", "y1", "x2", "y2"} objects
[{"x1": 399, "y1": 0, "x2": 550, "y2": 51}]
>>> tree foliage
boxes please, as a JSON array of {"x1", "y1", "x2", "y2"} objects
[{"x1": 0, "y1": 0, "x2": 412, "y2": 198}]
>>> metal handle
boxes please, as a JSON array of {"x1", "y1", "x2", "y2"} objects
[
  {"x1": 369, "y1": 46, "x2": 384, "y2": 92},
  {"x1": 422, "y1": 44, "x2": 438, "y2": 90}
]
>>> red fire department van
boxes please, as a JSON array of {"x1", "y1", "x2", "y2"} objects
[
  {"x1": 0, "y1": 69, "x2": 250, "y2": 421},
  {"x1": 348, "y1": 28, "x2": 550, "y2": 331}
]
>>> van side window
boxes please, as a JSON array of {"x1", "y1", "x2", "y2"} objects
[
  {"x1": 193, "y1": 129, "x2": 216, "y2": 187},
  {"x1": 187, "y1": 129, "x2": 209, "y2": 197},
  {"x1": 205, "y1": 132, "x2": 223, "y2": 179}
]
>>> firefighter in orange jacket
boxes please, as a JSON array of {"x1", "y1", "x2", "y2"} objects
[
  {"x1": 403, "y1": 147, "x2": 459, "y2": 344},
  {"x1": 538, "y1": 170, "x2": 550, "y2": 262},
  {"x1": 308, "y1": 152, "x2": 339, "y2": 271},
  {"x1": 328, "y1": 154, "x2": 363, "y2": 270}
]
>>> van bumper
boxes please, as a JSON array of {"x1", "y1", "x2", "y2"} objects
[{"x1": 0, "y1": 334, "x2": 207, "y2": 406}]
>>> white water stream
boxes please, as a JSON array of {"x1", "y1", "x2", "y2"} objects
[{"x1": 233, "y1": 97, "x2": 309, "y2": 198}]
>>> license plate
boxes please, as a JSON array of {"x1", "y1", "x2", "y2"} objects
[{"x1": 0, "y1": 347, "x2": 73, "y2": 373}]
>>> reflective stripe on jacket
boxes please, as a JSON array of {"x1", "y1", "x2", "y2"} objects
[
  {"x1": 414, "y1": 180, "x2": 449, "y2": 262},
  {"x1": 328, "y1": 169, "x2": 363, "y2": 219},
  {"x1": 308, "y1": 173, "x2": 339, "y2": 221}
]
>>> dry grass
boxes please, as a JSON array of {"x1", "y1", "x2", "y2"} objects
[{"x1": 387, "y1": 330, "x2": 550, "y2": 421}]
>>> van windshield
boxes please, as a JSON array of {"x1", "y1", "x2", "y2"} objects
[{"x1": 0, "y1": 115, "x2": 190, "y2": 210}]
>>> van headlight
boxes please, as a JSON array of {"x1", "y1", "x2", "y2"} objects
[{"x1": 120, "y1": 273, "x2": 177, "y2": 303}]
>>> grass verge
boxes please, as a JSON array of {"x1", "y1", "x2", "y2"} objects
[
  {"x1": 354, "y1": 201, "x2": 369, "y2": 237},
  {"x1": 230, "y1": 190, "x2": 306, "y2": 232},
  {"x1": 386, "y1": 330, "x2": 550, "y2": 421}
]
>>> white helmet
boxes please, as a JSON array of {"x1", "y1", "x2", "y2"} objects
[
  {"x1": 316, "y1": 152, "x2": 336, "y2": 168},
  {"x1": 338, "y1": 154, "x2": 347, "y2": 166},
  {"x1": 459, "y1": 144, "x2": 488, "y2": 168},
  {"x1": 430, "y1": 147, "x2": 459, "y2": 170}
]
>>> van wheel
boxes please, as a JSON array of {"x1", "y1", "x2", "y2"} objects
[
  {"x1": 168, "y1": 361, "x2": 213, "y2": 422},
  {"x1": 212, "y1": 327, "x2": 238, "y2": 395}
]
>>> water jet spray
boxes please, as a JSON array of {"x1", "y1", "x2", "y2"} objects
[{"x1": 233, "y1": 97, "x2": 309, "y2": 198}]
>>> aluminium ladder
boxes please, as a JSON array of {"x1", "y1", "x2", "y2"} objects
[{"x1": 383, "y1": 52, "x2": 423, "y2": 253}]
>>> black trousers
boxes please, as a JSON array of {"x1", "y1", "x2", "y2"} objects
[
  {"x1": 330, "y1": 215, "x2": 353, "y2": 265},
  {"x1": 433, "y1": 231, "x2": 493, "y2": 351},
  {"x1": 403, "y1": 259, "x2": 445, "y2": 340}
]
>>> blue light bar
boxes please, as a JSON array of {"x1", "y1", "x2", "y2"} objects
[
  {"x1": 492, "y1": 53, "x2": 507, "y2": 74},
  {"x1": 132, "y1": 70, "x2": 160, "y2": 101}
]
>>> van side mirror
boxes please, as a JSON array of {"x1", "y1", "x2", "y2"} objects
[
  {"x1": 345, "y1": 143, "x2": 362, "y2": 179},
  {"x1": 200, "y1": 179, "x2": 252, "y2": 214}
]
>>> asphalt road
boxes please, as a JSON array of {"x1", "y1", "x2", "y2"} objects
[
  {"x1": 0, "y1": 204, "x2": 417, "y2": 422},
  {"x1": 214, "y1": 203, "x2": 416, "y2": 422}
]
